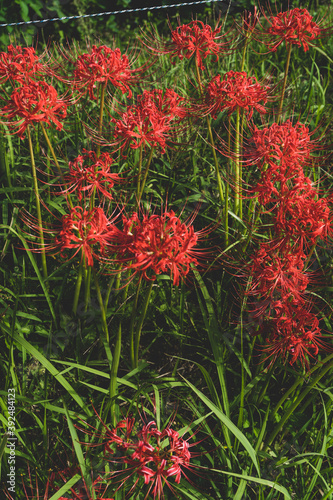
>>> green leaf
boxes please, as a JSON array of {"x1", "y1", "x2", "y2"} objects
[{"x1": 182, "y1": 376, "x2": 261, "y2": 477}]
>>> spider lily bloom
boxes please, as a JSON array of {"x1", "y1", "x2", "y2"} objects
[
  {"x1": 157, "y1": 20, "x2": 231, "y2": 71},
  {"x1": 22, "y1": 205, "x2": 116, "y2": 267},
  {"x1": 54, "y1": 206, "x2": 116, "y2": 266},
  {"x1": 59, "y1": 149, "x2": 123, "y2": 201},
  {"x1": 246, "y1": 120, "x2": 316, "y2": 174},
  {"x1": 205, "y1": 71, "x2": 269, "y2": 119},
  {"x1": 0, "y1": 45, "x2": 44, "y2": 84},
  {"x1": 261, "y1": 301, "x2": 328, "y2": 369},
  {"x1": 274, "y1": 185, "x2": 332, "y2": 247},
  {"x1": 106, "y1": 207, "x2": 211, "y2": 285},
  {"x1": 263, "y1": 8, "x2": 322, "y2": 52},
  {"x1": 0, "y1": 80, "x2": 68, "y2": 138},
  {"x1": 248, "y1": 242, "x2": 309, "y2": 307},
  {"x1": 73, "y1": 45, "x2": 144, "y2": 100},
  {"x1": 91, "y1": 414, "x2": 199, "y2": 499},
  {"x1": 112, "y1": 89, "x2": 187, "y2": 153}
]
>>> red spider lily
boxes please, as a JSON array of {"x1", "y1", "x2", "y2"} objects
[
  {"x1": 105, "y1": 207, "x2": 211, "y2": 285},
  {"x1": 274, "y1": 185, "x2": 332, "y2": 246},
  {"x1": 0, "y1": 80, "x2": 68, "y2": 138},
  {"x1": 112, "y1": 89, "x2": 187, "y2": 153},
  {"x1": 246, "y1": 120, "x2": 315, "y2": 174},
  {"x1": 54, "y1": 206, "x2": 115, "y2": 266},
  {"x1": 59, "y1": 149, "x2": 123, "y2": 201},
  {"x1": 206, "y1": 71, "x2": 269, "y2": 119},
  {"x1": 265, "y1": 8, "x2": 321, "y2": 52},
  {"x1": 21, "y1": 205, "x2": 117, "y2": 267},
  {"x1": 248, "y1": 241, "x2": 309, "y2": 306},
  {"x1": 166, "y1": 20, "x2": 230, "y2": 70},
  {"x1": 77, "y1": 406, "x2": 201, "y2": 500},
  {"x1": 74, "y1": 45, "x2": 142, "y2": 100},
  {"x1": 0, "y1": 45, "x2": 44, "y2": 84},
  {"x1": 261, "y1": 301, "x2": 329, "y2": 369}
]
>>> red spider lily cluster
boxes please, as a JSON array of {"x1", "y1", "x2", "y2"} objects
[
  {"x1": 74, "y1": 45, "x2": 137, "y2": 100},
  {"x1": 245, "y1": 120, "x2": 332, "y2": 368},
  {"x1": 80, "y1": 411, "x2": 198, "y2": 500},
  {"x1": 61, "y1": 150, "x2": 122, "y2": 201},
  {"x1": 0, "y1": 80, "x2": 68, "y2": 138},
  {"x1": 168, "y1": 20, "x2": 227, "y2": 70},
  {"x1": 0, "y1": 45, "x2": 44, "y2": 83},
  {"x1": 206, "y1": 70, "x2": 269, "y2": 119},
  {"x1": 112, "y1": 88, "x2": 187, "y2": 153},
  {"x1": 106, "y1": 209, "x2": 208, "y2": 285},
  {"x1": 258, "y1": 7, "x2": 323, "y2": 52}
]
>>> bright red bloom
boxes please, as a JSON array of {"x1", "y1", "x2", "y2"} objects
[
  {"x1": 100, "y1": 416, "x2": 195, "y2": 499},
  {"x1": 247, "y1": 120, "x2": 313, "y2": 174},
  {"x1": 274, "y1": 185, "x2": 332, "y2": 246},
  {"x1": 206, "y1": 71, "x2": 268, "y2": 119},
  {"x1": 74, "y1": 45, "x2": 139, "y2": 100},
  {"x1": 0, "y1": 45, "x2": 44, "y2": 83},
  {"x1": 266, "y1": 8, "x2": 321, "y2": 52},
  {"x1": 0, "y1": 80, "x2": 67, "y2": 138},
  {"x1": 168, "y1": 20, "x2": 228, "y2": 70},
  {"x1": 261, "y1": 302, "x2": 327, "y2": 369},
  {"x1": 54, "y1": 206, "x2": 113, "y2": 266},
  {"x1": 249, "y1": 241, "x2": 309, "y2": 306},
  {"x1": 60, "y1": 150, "x2": 122, "y2": 201},
  {"x1": 112, "y1": 89, "x2": 187, "y2": 153},
  {"x1": 107, "y1": 208, "x2": 208, "y2": 285}
]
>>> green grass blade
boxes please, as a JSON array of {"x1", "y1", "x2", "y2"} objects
[
  {"x1": 182, "y1": 376, "x2": 260, "y2": 477},
  {"x1": 48, "y1": 474, "x2": 82, "y2": 500},
  {"x1": 11, "y1": 330, "x2": 92, "y2": 415}
]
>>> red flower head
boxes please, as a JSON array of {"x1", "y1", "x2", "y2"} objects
[
  {"x1": 55, "y1": 206, "x2": 113, "y2": 266},
  {"x1": 74, "y1": 45, "x2": 140, "y2": 100},
  {"x1": 262, "y1": 302, "x2": 328, "y2": 370},
  {"x1": 247, "y1": 120, "x2": 314, "y2": 174},
  {"x1": 112, "y1": 89, "x2": 187, "y2": 153},
  {"x1": 249, "y1": 241, "x2": 309, "y2": 307},
  {"x1": 0, "y1": 80, "x2": 68, "y2": 138},
  {"x1": 206, "y1": 71, "x2": 269, "y2": 119},
  {"x1": 0, "y1": 45, "x2": 44, "y2": 84},
  {"x1": 60, "y1": 149, "x2": 123, "y2": 201},
  {"x1": 106, "y1": 207, "x2": 210, "y2": 285},
  {"x1": 268, "y1": 8, "x2": 321, "y2": 51},
  {"x1": 274, "y1": 185, "x2": 332, "y2": 246},
  {"x1": 93, "y1": 413, "x2": 197, "y2": 499},
  {"x1": 168, "y1": 20, "x2": 229, "y2": 70},
  {"x1": 258, "y1": 7, "x2": 323, "y2": 52}
]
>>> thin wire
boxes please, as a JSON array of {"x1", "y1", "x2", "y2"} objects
[{"x1": 0, "y1": 0, "x2": 223, "y2": 28}]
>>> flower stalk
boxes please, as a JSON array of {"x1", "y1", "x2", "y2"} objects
[{"x1": 27, "y1": 125, "x2": 48, "y2": 280}]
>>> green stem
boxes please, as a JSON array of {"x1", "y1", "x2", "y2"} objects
[
  {"x1": 27, "y1": 125, "x2": 48, "y2": 280},
  {"x1": 136, "y1": 144, "x2": 143, "y2": 200},
  {"x1": 84, "y1": 265, "x2": 92, "y2": 312},
  {"x1": 41, "y1": 123, "x2": 73, "y2": 209},
  {"x1": 93, "y1": 268, "x2": 109, "y2": 343},
  {"x1": 130, "y1": 275, "x2": 143, "y2": 370},
  {"x1": 195, "y1": 59, "x2": 224, "y2": 208},
  {"x1": 110, "y1": 322, "x2": 122, "y2": 427},
  {"x1": 97, "y1": 82, "x2": 106, "y2": 157},
  {"x1": 137, "y1": 147, "x2": 154, "y2": 206},
  {"x1": 234, "y1": 107, "x2": 241, "y2": 217},
  {"x1": 277, "y1": 42, "x2": 292, "y2": 123},
  {"x1": 134, "y1": 280, "x2": 154, "y2": 368},
  {"x1": 72, "y1": 259, "x2": 84, "y2": 315}
]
